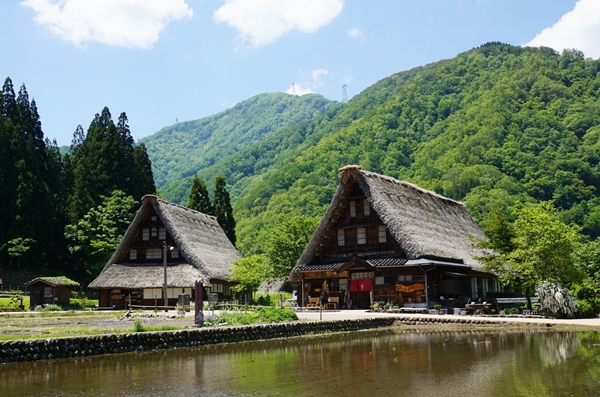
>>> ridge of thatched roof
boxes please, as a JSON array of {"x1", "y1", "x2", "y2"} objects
[
  {"x1": 89, "y1": 195, "x2": 240, "y2": 289},
  {"x1": 293, "y1": 166, "x2": 487, "y2": 277},
  {"x1": 25, "y1": 276, "x2": 79, "y2": 287}
]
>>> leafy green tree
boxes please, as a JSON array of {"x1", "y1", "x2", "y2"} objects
[
  {"x1": 188, "y1": 175, "x2": 213, "y2": 215},
  {"x1": 65, "y1": 190, "x2": 137, "y2": 280},
  {"x1": 264, "y1": 215, "x2": 319, "y2": 278},
  {"x1": 230, "y1": 254, "x2": 273, "y2": 299},
  {"x1": 479, "y1": 206, "x2": 515, "y2": 255},
  {"x1": 479, "y1": 202, "x2": 582, "y2": 307},
  {"x1": 1, "y1": 237, "x2": 35, "y2": 270},
  {"x1": 573, "y1": 238, "x2": 600, "y2": 285},
  {"x1": 213, "y1": 175, "x2": 236, "y2": 245}
]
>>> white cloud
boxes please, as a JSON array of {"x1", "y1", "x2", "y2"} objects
[
  {"x1": 214, "y1": 0, "x2": 344, "y2": 48},
  {"x1": 312, "y1": 68, "x2": 330, "y2": 82},
  {"x1": 347, "y1": 27, "x2": 363, "y2": 41},
  {"x1": 286, "y1": 82, "x2": 314, "y2": 96},
  {"x1": 287, "y1": 68, "x2": 331, "y2": 96},
  {"x1": 525, "y1": 0, "x2": 600, "y2": 58},
  {"x1": 21, "y1": 0, "x2": 193, "y2": 49}
]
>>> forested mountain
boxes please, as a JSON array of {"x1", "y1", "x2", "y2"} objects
[
  {"x1": 152, "y1": 43, "x2": 600, "y2": 254},
  {"x1": 141, "y1": 92, "x2": 336, "y2": 192}
]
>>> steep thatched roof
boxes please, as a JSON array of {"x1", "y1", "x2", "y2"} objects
[
  {"x1": 293, "y1": 166, "x2": 487, "y2": 278},
  {"x1": 89, "y1": 195, "x2": 240, "y2": 289},
  {"x1": 25, "y1": 276, "x2": 79, "y2": 287}
]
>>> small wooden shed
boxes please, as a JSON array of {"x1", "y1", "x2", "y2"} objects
[{"x1": 26, "y1": 276, "x2": 79, "y2": 307}]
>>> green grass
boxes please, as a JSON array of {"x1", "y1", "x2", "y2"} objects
[
  {"x1": 205, "y1": 308, "x2": 298, "y2": 326},
  {"x1": 0, "y1": 296, "x2": 30, "y2": 309}
]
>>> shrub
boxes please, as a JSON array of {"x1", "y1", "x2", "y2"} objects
[
  {"x1": 133, "y1": 318, "x2": 144, "y2": 332},
  {"x1": 257, "y1": 307, "x2": 298, "y2": 322},
  {"x1": 571, "y1": 282, "x2": 600, "y2": 318}
]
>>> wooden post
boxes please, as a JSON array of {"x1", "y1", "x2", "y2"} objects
[{"x1": 163, "y1": 241, "x2": 168, "y2": 312}]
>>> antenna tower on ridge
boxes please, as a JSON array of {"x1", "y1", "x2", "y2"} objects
[
  {"x1": 290, "y1": 82, "x2": 297, "y2": 96},
  {"x1": 342, "y1": 82, "x2": 348, "y2": 103}
]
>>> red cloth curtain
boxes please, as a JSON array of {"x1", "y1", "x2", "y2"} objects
[{"x1": 350, "y1": 279, "x2": 373, "y2": 292}]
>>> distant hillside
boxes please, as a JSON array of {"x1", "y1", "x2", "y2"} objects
[
  {"x1": 167, "y1": 43, "x2": 600, "y2": 253},
  {"x1": 141, "y1": 92, "x2": 336, "y2": 190}
]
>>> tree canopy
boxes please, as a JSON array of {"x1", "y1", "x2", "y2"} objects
[{"x1": 478, "y1": 202, "x2": 582, "y2": 301}]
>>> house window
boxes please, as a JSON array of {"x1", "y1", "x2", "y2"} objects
[
  {"x1": 151, "y1": 227, "x2": 157, "y2": 237},
  {"x1": 337, "y1": 229, "x2": 345, "y2": 246},
  {"x1": 151, "y1": 216, "x2": 157, "y2": 222},
  {"x1": 172, "y1": 248, "x2": 179, "y2": 259},
  {"x1": 143, "y1": 288, "x2": 162, "y2": 299},
  {"x1": 159, "y1": 227, "x2": 166, "y2": 240},
  {"x1": 44, "y1": 286, "x2": 52, "y2": 298},
  {"x1": 146, "y1": 248, "x2": 162, "y2": 260},
  {"x1": 129, "y1": 249, "x2": 137, "y2": 260},
  {"x1": 378, "y1": 225, "x2": 387, "y2": 243},
  {"x1": 357, "y1": 227, "x2": 366, "y2": 244},
  {"x1": 142, "y1": 228, "x2": 150, "y2": 241},
  {"x1": 350, "y1": 200, "x2": 356, "y2": 217},
  {"x1": 363, "y1": 199, "x2": 370, "y2": 216}
]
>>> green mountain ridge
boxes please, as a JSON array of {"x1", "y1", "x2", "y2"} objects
[
  {"x1": 141, "y1": 92, "x2": 336, "y2": 190},
  {"x1": 147, "y1": 43, "x2": 600, "y2": 255}
]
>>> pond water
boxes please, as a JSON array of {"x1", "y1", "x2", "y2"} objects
[{"x1": 2, "y1": 329, "x2": 600, "y2": 396}]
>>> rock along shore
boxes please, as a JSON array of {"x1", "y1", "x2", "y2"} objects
[{"x1": 0, "y1": 315, "x2": 574, "y2": 364}]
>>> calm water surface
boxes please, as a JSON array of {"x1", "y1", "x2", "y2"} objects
[{"x1": 2, "y1": 329, "x2": 600, "y2": 396}]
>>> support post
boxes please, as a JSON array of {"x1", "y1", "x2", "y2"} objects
[
  {"x1": 195, "y1": 279, "x2": 204, "y2": 326},
  {"x1": 163, "y1": 241, "x2": 168, "y2": 312}
]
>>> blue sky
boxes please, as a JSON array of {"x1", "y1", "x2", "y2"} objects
[{"x1": 1, "y1": 0, "x2": 597, "y2": 147}]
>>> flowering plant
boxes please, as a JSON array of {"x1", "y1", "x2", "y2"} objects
[{"x1": 536, "y1": 281, "x2": 577, "y2": 318}]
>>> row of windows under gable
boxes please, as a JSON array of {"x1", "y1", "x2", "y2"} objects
[
  {"x1": 129, "y1": 247, "x2": 180, "y2": 262},
  {"x1": 140, "y1": 226, "x2": 167, "y2": 241},
  {"x1": 337, "y1": 225, "x2": 387, "y2": 246}
]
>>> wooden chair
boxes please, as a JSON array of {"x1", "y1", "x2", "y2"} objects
[
  {"x1": 307, "y1": 297, "x2": 321, "y2": 310},
  {"x1": 327, "y1": 297, "x2": 339, "y2": 310}
]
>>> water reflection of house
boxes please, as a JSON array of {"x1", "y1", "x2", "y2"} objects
[
  {"x1": 291, "y1": 166, "x2": 501, "y2": 310},
  {"x1": 88, "y1": 195, "x2": 240, "y2": 309}
]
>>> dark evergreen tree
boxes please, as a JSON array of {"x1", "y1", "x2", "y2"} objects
[
  {"x1": 188, "y1": 175, "x2": 213, "y2": 215},
  {"x1": 1, "y1": 77, "x2": 18, "y2": 121},
  {"x1": 213, "y1": 175, "x2": 236, "y2": 245},
  {"x1": 131, "y1": 143, "x2": 156, "y2": 200},
  {"x1": 0, "y1": 79, "x2": 59, "y2": 271}
]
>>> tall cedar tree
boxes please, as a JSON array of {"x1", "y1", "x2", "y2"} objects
[
  {"x1": 0, "y1": 78, "x2": 58, "y2": 270},
  {"x1": 188, "y1": 175, "x2": 213, "y2": 215},
  {"x1": 213, "y1": 175, "x2": 236, "y2": 245},
  {"x1": 67, "y1": 107, "x2": 155, "y2": 222},
  {"x1": 131, "y1": 143, "x2": 156, "y2": 200}
]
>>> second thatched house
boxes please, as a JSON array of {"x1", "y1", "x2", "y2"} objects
[
  {"x1": 291, "y1": 165, "x2": 502, "y2": 310},
  {"x1": 88, "y1": 195, "x2": 240, "y2": 309}
]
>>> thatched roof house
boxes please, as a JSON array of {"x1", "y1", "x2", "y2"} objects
[
  {"x1": 291, "y1": 166, "x2": 498, "y2": 310},
  {"x1": 89, "y1": 195, "x2": 240, "y2": 308}
]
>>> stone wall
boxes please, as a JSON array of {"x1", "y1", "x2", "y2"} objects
[{"x1": 0, "y1": 318, "x2": 395, "y2": 364}]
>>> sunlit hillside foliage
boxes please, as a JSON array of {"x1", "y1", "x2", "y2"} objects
[{"x1": 148, "y1": 43, "x2": 600, "y2": 255}]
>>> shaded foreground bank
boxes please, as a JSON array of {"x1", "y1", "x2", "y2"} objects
[{"x1": 1, "y1": 314, "x2": 586, "y2": 364}]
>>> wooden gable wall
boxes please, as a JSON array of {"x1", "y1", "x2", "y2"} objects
[
  {"x1": 315, "y1": 182, "x2": 404, "y2": 260},
  {"x1": 120, "y1": 208, "x2": 181, "y2": 264}
]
